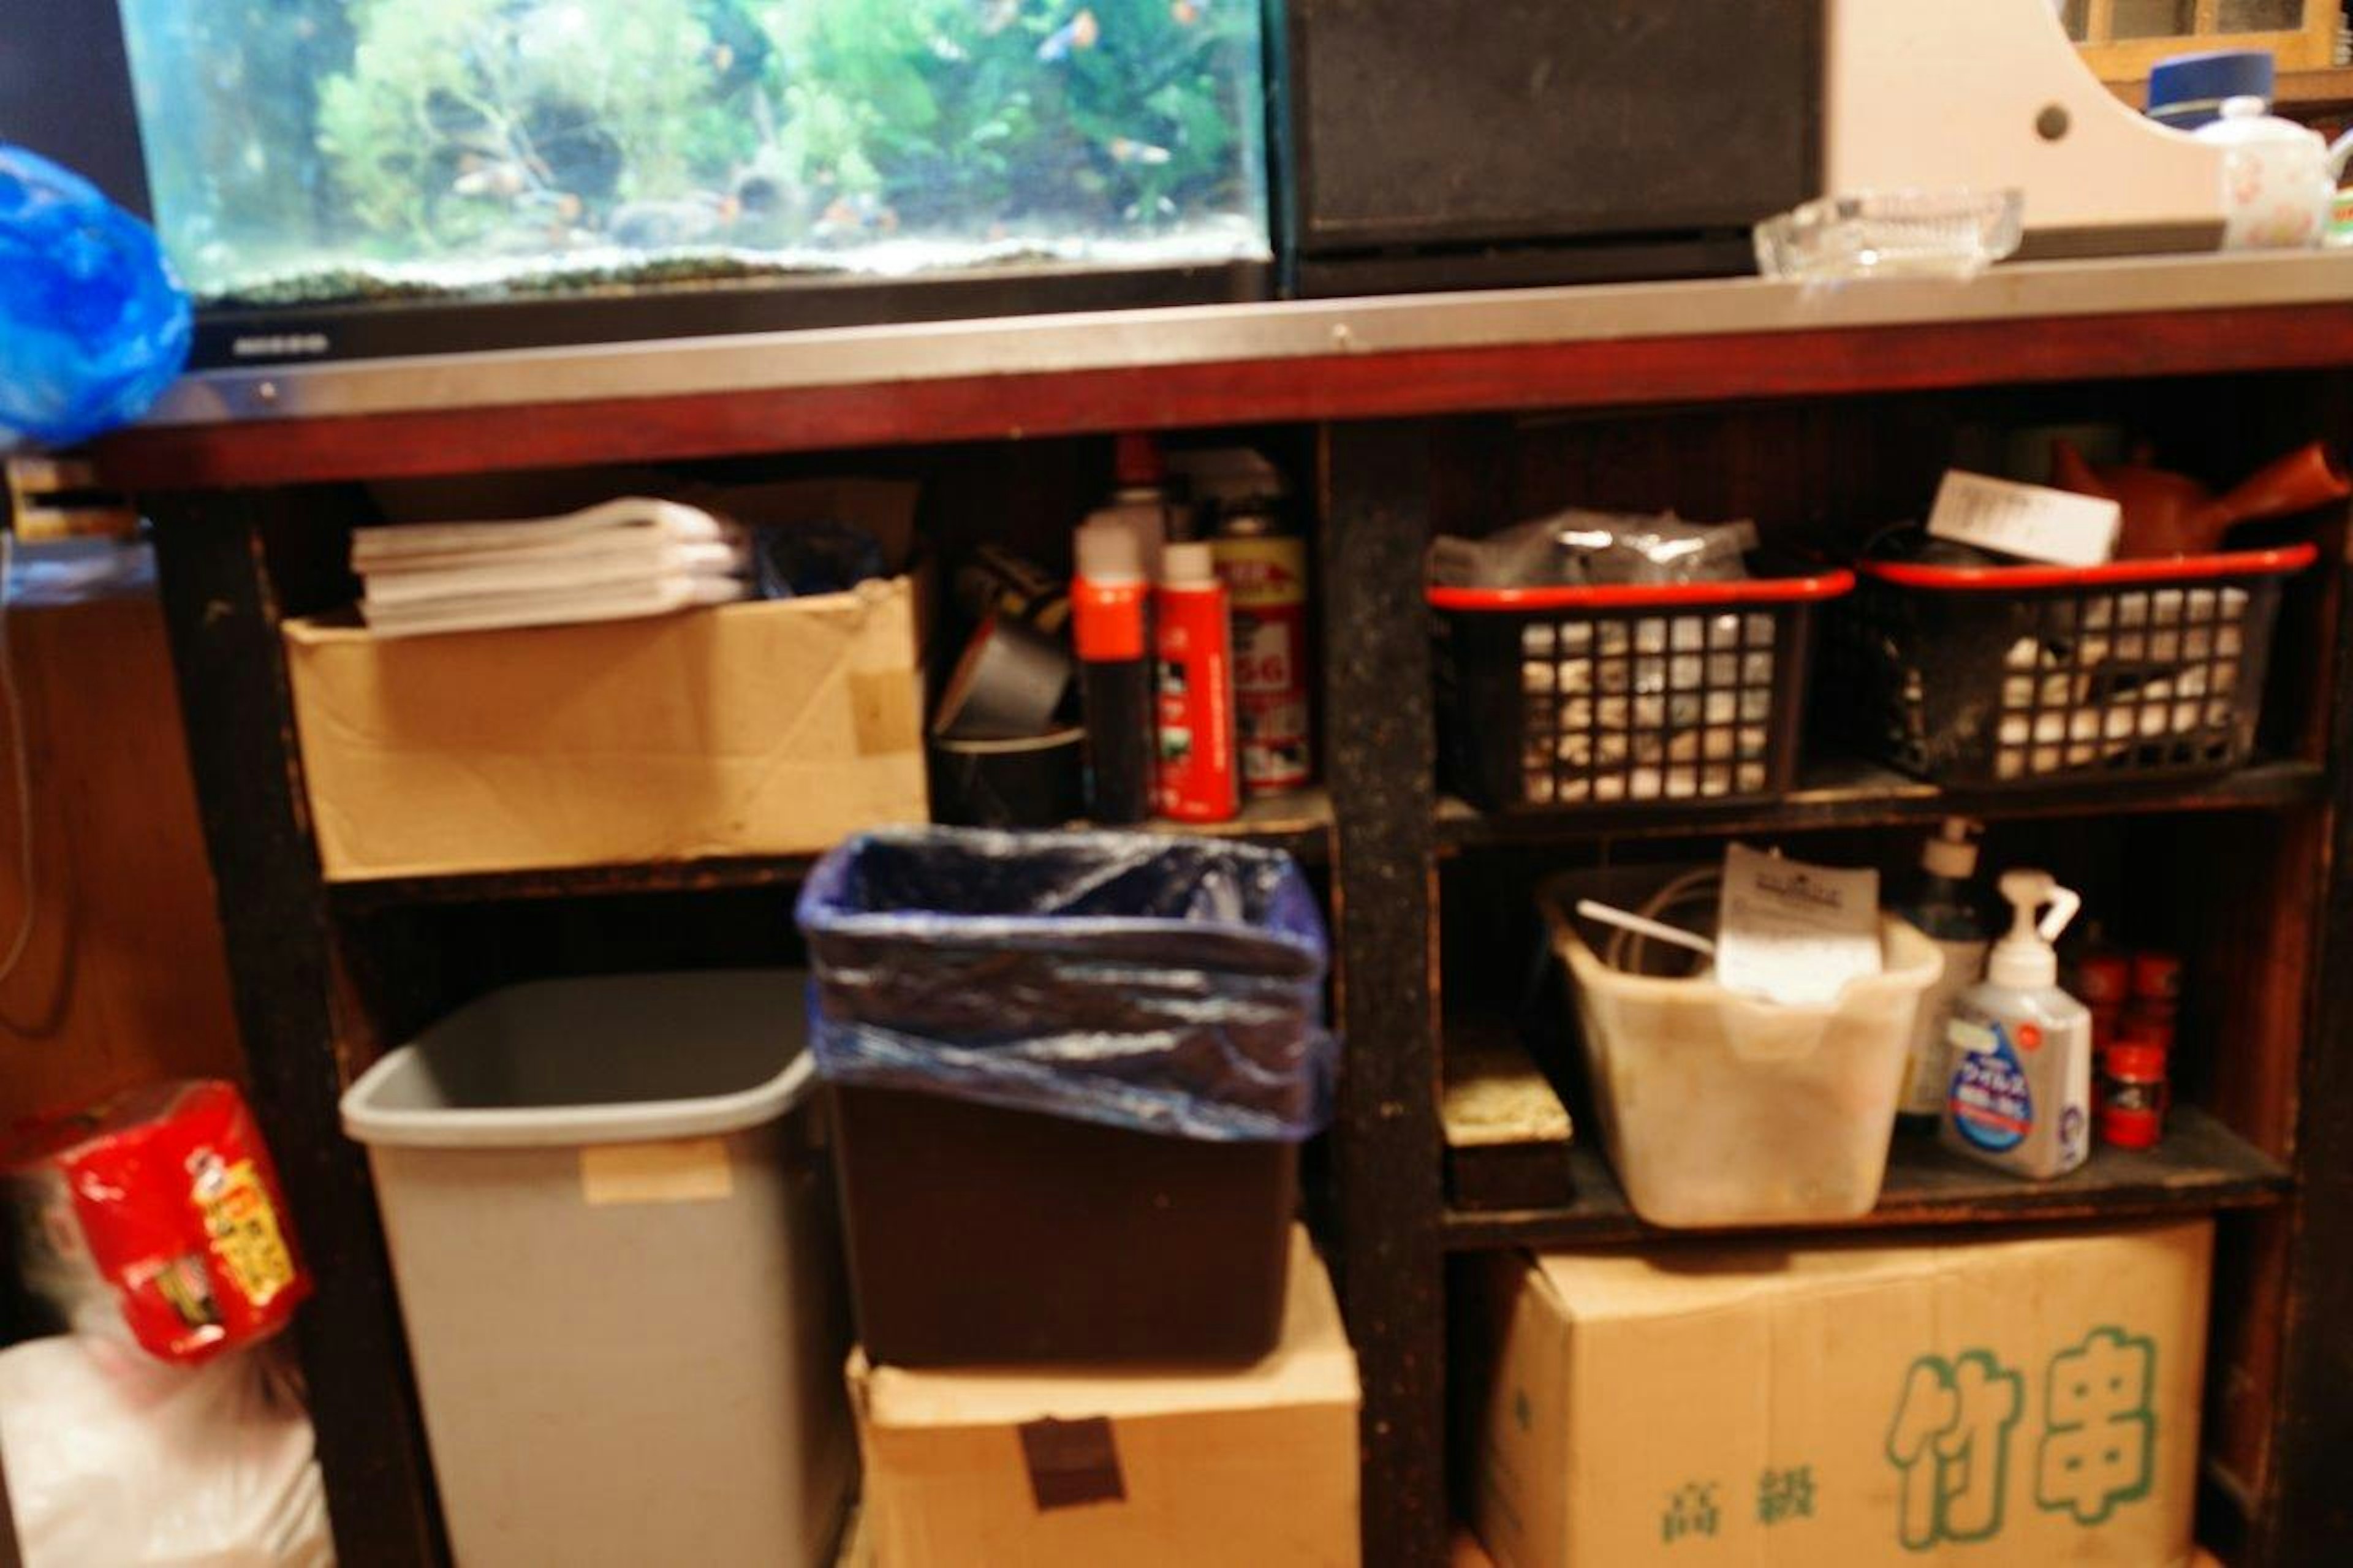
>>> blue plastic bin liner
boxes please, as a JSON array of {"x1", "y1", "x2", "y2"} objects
[
  {"x1": 796, "y1": 827, "x2": 1333, "y2": 1142},
  {"x1": 0, "y1": 146, "x2": 191, "y2": 448}
]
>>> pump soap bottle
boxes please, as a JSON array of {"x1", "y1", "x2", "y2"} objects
[
  {"x1": 1941, "y1": 870, "x2": 2093, "y2": 1180},
  {"x1": 1892, "y1": 818, "x2": 2001, "y2": 1125}
]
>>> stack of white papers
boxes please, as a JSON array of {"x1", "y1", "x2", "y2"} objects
[{"x1": 354, "y1": 498, "x2": 748, "y2": 637}]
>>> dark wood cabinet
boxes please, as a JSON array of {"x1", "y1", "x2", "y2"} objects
[{"x1": 107, "y1": 255, "x2": 2353, "y2": 1566}]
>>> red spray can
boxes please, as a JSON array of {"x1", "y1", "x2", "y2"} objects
[
  {"x1": 1074, "y1": 522, "x2": 1156, "y2": 825},
  {"x1": 1155, "y1": 542, "x2": 1241, "y2": 822}
]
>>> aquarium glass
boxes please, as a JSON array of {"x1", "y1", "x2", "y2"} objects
[{"x1": 113, "y1": 0, "x2": 1270, "y2": 309}]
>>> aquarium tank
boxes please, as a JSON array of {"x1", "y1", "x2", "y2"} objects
[{"x1": 107, "y1": 0, "x2": 1271, "y2": 355}]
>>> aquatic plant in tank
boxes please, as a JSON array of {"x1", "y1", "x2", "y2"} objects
[{"x1": 114, "y1": 0, "x2": 1270, "y2": 308}]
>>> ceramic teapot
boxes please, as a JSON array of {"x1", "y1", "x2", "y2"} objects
[
  {"x1": 2050, "y1": 439, "x2": 2350, "y2": 559},
  {"x1": 2330, "y1": 126, "x2": 2353, "y2": 247},
  {"x1": 2196, "y1": 96, "x2": 2335, "y2": 250}
]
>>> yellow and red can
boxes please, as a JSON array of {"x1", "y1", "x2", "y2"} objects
[{"x1": 1211, "y1": 509, "x2": 1313, "y2": 795}]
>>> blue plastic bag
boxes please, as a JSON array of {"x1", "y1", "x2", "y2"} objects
[
  {"x1": 797, "y1": 827, "x2": 1335, "y2": 1142},
  {"x1": 0, "y1": 147, "x2": 191, "y2": 448}
]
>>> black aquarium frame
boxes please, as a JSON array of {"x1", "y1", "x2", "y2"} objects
[
  {"x1": 188, "y1": 261, "x2": 1273, "y2": 369},
  {"x1": 0, "y1": 0, "x2": 1279, "y2": 371}
]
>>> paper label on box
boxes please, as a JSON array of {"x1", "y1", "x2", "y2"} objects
[
  {"x1": 578, "y1": 1138, "x2": 733, "y2": 1206},
  {"x1": 851, "y1": 668, "x2": 922, "y2": 756},
  {"x1": 1927, "y1": 471, "x2": 2121, "y2": 567},
  {"x1": 1715, "y1": 843, "x2": 1881, "y2": 1006},
  {"x1": 1018, "y1": 1417, "x2": 1127, "y2": 1511}
]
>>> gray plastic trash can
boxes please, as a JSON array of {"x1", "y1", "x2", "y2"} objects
[{"x1": 341, "y1": 969, "x2": 851, "y2": 1568}]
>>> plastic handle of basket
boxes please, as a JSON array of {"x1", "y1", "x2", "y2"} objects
[{"x1": 1575, "y1": 899, "x2": 1718, "y2": 958}]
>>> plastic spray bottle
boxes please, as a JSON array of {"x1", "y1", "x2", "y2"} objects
[
  {"x1": 1891, "y1": 819, "x2": 2001, "y2": 1124},
  {"x1": 1103, "y1": 432, "x2": 1176, "y2": 568},
  {"x1": 1154, "y1": 542, "x2": 1241, "y2": 822},
  {"x1": 1941, "y1": 870, "x2": 2093, "y2": 1180},
  {"x1": 1072, "y1": 521, "x2": 1155, "y2": 824}
]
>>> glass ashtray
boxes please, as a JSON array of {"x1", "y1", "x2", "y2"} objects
[{"x1": 1754, "y1": 190, "x2": 2025, "y2": 281}]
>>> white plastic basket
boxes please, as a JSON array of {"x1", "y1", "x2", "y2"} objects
[{"x1": 1539, "y1": 877, "x2": 1944, "y2": 1228}]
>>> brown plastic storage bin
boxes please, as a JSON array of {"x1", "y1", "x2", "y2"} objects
[
  {"x1": 798, "y1": 828, "x2": 1332, "y2": 1367},
  {"x1": 831, "y1": 1085, "x2": 1298, "y2": 1366}
]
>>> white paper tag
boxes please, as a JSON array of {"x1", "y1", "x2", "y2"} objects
[
  {"x1": 1926, "y1": 471, "x2": 2121, "y2": 567},
  {"x1": 1715, "y1": 844, "x2": 1883, "y2": 1006}
]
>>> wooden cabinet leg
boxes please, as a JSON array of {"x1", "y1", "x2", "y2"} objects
[
  {"x1": 148, "y1": 495, "x2": 443, "y2": 1568},
  {"x1": 2256, "y1": 549, "x2": 2353, "y2": 1565},
  {"x1": 1322, "y1": 425, "x2": 1449, "y2": 1567}
]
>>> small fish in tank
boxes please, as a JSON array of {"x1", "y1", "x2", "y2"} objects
[{"x1": 113, "y1": 0, "x2": 1270, "y2": 310}]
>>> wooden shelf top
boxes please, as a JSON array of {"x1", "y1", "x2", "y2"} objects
[
  {"x1": 329, "y1": 788, "x2": 1334, "y2": 911},
  {"x1": 2279, "y1": 65, "x2": 2353, "y2": 112},
  {"x1": 2107, "y1": 66, "x2": 2353, "y2": 116},
  {"x1": 1438, "y1": 757, "x2": 2326, "y2": 847},
  {"x1": 327, "y1": 762, "x2": 2318, "y2": 908},
  {"x1": 96, "y1": 252, "x2": 2353, "y2": 492},
  {"x1": 1443, "y1": 1108, "x2": 2289, "y2": 1251}
]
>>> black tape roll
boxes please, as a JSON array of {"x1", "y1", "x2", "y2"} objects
[
  {"x1": 928, "y1": 727, "x2": 1086, "y2": 829},
  {"x1": 933, "y1": 615, "x2": 1075, "y2": 740}
]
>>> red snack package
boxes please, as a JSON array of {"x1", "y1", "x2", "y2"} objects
[{"x1": 6, "y1": 1080, "x2": 311, "y2": 1364}]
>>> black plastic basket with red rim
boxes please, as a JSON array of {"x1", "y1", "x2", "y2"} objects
[
  {"x1": 1829, "y1": 543, "x2": 2317, "y2": 788},
  {"x1": 1429, "y1": 564, "x2": 1855, "y2": 811}
]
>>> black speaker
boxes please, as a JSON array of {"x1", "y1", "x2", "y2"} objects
[
  {"x1": 0, "y1": 1, "x2": 152, "y2": 214},
  {"x1": 1277, "y1": 1, "x2": 1823, "y2": 293}
]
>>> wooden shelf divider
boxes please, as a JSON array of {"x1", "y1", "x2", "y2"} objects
[
  {"x1": 1444, "y1": 1108, "x2": 2289, "y2": 1251},
  {"x1": 329, "y1": 787, "x2": 1335, "y2": 911},
  {"x1": 324, "y1": 760, "x2": 2319, "y2": 909},
  {"x1": 93, "y1": 259, "x2": 2353, "y2": 492},
  {"x1": 1438, "y1": 757, "x2": 2325, "y2": 849}
]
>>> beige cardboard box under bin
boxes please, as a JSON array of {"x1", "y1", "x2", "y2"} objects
[
  {"x1": 285, "y1": 577, "x2": 926, "y2": 881},
  {"x1": 847, "y1": 1226, "x2": 1361, "y2": 1567},
  {"x1": 1467, "y1": 1220, "x2": 2212, "y2": 1567},
  {"x1": 341, "y1": 969, "x2": 854, "y2": 1568}
]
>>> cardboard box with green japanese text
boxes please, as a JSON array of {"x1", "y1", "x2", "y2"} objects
[{"x1": 1468, "y1": 1221, "x2": 2211, "y2": 1566}]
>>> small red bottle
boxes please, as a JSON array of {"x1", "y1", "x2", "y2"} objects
[
  {"x1": 2073, "y1": 949, "x2": 2131, "y2": 1048},
  {"x1": 2122, "y1": 950, "x2": 2182, "y2": 1056},
  {"x1": 2098, "y1": 1040, "x2": 2170, "y2": 1151}
]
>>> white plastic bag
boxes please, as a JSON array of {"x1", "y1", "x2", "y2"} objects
[{"x1": 0, "y1": 1336, "x2": 332, "y2": 1567}]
